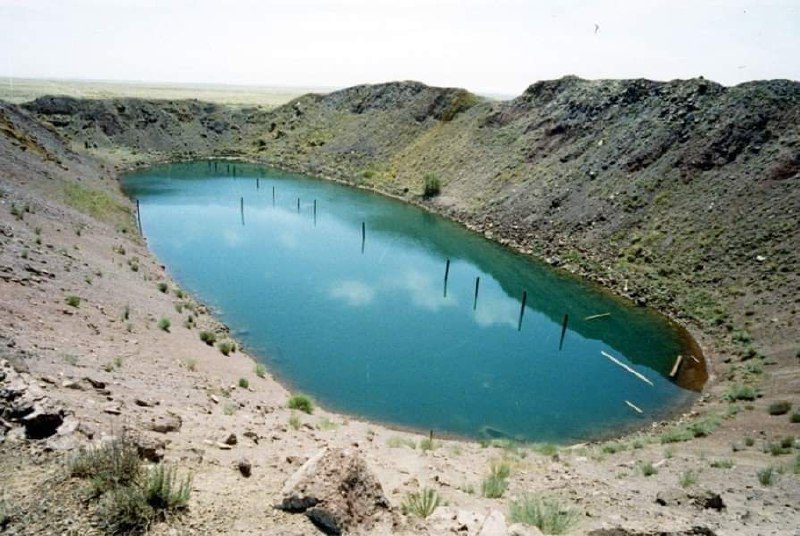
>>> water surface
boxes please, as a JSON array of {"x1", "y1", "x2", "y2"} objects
[{"x1": 123, "y1": 161, "x2": 703, "y2": 443}]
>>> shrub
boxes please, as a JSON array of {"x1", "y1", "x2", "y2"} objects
[
  {"x1": 422, "y1": 173, "x2": 441, "y2": 198},
  {"x1": 710, "y1": 459, "x2": 734, "y2": 469},
  {"x1": 531, "y1": 443, "x2": 559, "y2": 457},
  {"x1": 288, "y1": 412, "x2": 301, "y2": 430},
  {"x1": 757, "y1": 466, "x2": 778, "y2": 486},
  {"x1": 143, "y1": 464, "x2": 192, "y2": 512},
  {"x1": 601, "y1": 441, "x2": 626, "y2": 454},
  {"x1": 157, "y1": 318, "x2": 171, "y2": 332},
  {"x1": 254, "y1": 363, "x2": 267, "y2": 378},
  {"x1": 724, "y1": 385, "x2": 757, "y2": 402},
  {"x1": 97, "y1": 485, "x2": 153, "y2": 535},
  {"x1": 217, "y1": 341, "x2": 235, "y2": 356},
  {"x1": 69, "y1": 435, "x2": 142, "y2": 497},
  {"x1": 288, "y1": 393, "x2": 314, "y2": 414},
  {"x1": 640, "y1": 462, "x2": 657, "y2": 477},
  {"x1": 791, "y1": 412, "x2": 800, "y2": 423},
  {"x1": 768, "y1": 401, "x2": 792, "y2": 416},
  {"x1": 387, "y1": 436, "x2": 417, "y2": 449},
  {"x1": 419, "y1": 437, "x2": 437, "y2": 452},
  {"x1": 482, "y1": 462, "x2": 511, "y2": 498},
  {"x1": 401, "y1": 488, "x2": 440, "y2": 519},
  {"x1": 157, "y1": 282, "x2": 168, "y2": 293},
  {"x1": 765, "y1": 437, "x2": 795, "y2": 456},
  {"x1": 199, "y1": 331, "x2": 217, "y2": 346},
  {"x1": 65, "y1": 295, "x2": 81, "y2": 308},
  {"x1": 238, "y1": 378, "x2": 249, "y2": 389},
  {"x1": 509, "y1": 494, "x2": 579, "y2": 535},
  {"x1": 679, "y1": 470, "x2": 698, "y2": 488}
]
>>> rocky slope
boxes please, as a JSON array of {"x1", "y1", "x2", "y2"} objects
[
  {"x1": 2, "y1": 78, "x2": 799, "y2": 534},
  {"x1": 24, "y1": 77, "x2": 800, "y2": 368}
]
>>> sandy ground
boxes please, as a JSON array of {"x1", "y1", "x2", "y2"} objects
[{"x1": 0, "y1": 102, "x2": 798, "y2": 535}]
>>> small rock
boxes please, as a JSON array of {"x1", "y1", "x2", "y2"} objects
[
  {"x1": 61, "y1": 379, "x2": 84, "y2": 390},
  {"x1": 136, "y1": 435, "x2": 166, "y2": 462},
  {"x1": 692, "y1": 490, "x2": 725, "y2": 511},
  {"x1": 83, "y1": 377, "x2": 106, "y2": 389},
  {"x1": 103, "y1": 404, "x2": 122, "y2": 415},
  {"x1": 238, "y1": 457, "x2": 252, "y2": 477},
  {"x1": 134, "y1": 398, "x2": 157, "y2": 408},
  {"x1": 223, "y1": 433, "x2": 237, "y2": 446},
  {"x1": 148, "y1": 413, "x2": 182, "y2": 433},
  {"x1": 656, "y1": 488, "x2": 689, "y2": 507}
]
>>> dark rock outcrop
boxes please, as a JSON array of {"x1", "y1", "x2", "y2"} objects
[{"x1": 278, "y1": 447, "x2": 390, "y2": 535}]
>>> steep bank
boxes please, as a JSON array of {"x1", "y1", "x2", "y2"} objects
[
  {"x1": 2, "y1": 78, "x2": 799, "y2": 534},
  {"x1": 24, "y1": 77, "x2": 800, "y2": 378}
]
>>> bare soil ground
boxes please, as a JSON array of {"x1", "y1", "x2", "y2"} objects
[{"x1": 1, "y1": 81, "x2": 799, "y2": 535}]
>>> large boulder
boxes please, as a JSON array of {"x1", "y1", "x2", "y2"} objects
[{"x1": 278, "y1": 448, "x2": 390, "y2": 535}]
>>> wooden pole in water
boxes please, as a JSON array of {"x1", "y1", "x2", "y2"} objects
[
  {"x1": 669, "y1": 355, "x2": 684, "y2": 378},
  {"x1": 443, "y1": 258, "x2": 450, "y2": 298},
  {"x1": 473, "y1": 276, "x2": 480, "y2": 311},
  {"x1": 240, "y1": 197, "x2": 244, "y2": 226},
  {"x1": 625, "y1": 400, "x2": 643, "y2": 414},
  {"x1": 256, "y1": 178, "x2": 259, "y2": 190},
  {"x1": 297, "y1": 197, "x2": 300, "y2": 213},
  {"x1": 313, "y1": 199, "x2": 317, "y2": 225},
  {"x1": 272, "y1": 186, "x2": 275, "y2": 206},
  {"x1": 559, "y1": 314, "x2": 569, "y2": 350},
  {"x1": 517, "y1": 290, "x2": 527, "y2": 331},
  {"x1": 601, "y1": 351, "x2": 654, "y2": 386},
  {"x1": 136, "y1": 199, "x2": 142, "y2": 234},
  {"x1": 361, "y1": 221, "x2": 366, "y2": 254},
  {"x1": 584, "y1": 312, "x2": 611, "y2": 321}
]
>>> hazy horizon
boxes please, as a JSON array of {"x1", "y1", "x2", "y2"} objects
[{"x1": 2, "y1": 0, "x2": 798, "y2": 96}]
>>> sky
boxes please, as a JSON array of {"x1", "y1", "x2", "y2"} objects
[{"x1": 1, "y1": 0, "x2": 798, "y2": 96}]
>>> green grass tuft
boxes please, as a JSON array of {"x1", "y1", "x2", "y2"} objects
[
  {"x1": 288, "y1": 393, "x2": 314, "y2": 414},
  {"x1": 723, "y1": 384, "x2": 758, "y2": 402},
  {"x1": 508, "y1": 494, "x2": 579, "y2": 535},
  {"x1": 65, "y1": 295, "x2": 81, "y2": 308},
  {"x1": 157, "y1": 318, "x2": 171, "y2": 332},
  {"x1": 238, "y1": 378, "x2": 249, "y2": 389},
  {"x1": 422, "y1": 173, "x2": 441, "y2": 198},
  {"x1": 199, "y1": 331, "x2": 217, "y2": 345},
  {"x1": 254, "y1": 363, "x2": 267, "y2": 378},
  {"x1": 481, "y1": 462, "x2": 511, "y2": 498},
  {"x1": 401, "y1": 488, "x2": 441, "y2": 519},
  {"x1": 679, "y1": 470, "x2": 698, "y2": 488},
  {"x1": 640, "y1": 462, "x2": 658, "y2": 477},
  {"x1": 768, "y1": 401, "x2": 792, "y2": 416},
  {"x1": 757, "y1": 466, "x2": 778, "y2": 486}
]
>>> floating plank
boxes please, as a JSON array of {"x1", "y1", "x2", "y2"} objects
[
  {"x1": 669, "y1": 355, "x2": 684, "y2": 378},
  {"x1": 625, "y1": 400, "x2": 643, "y2": 414},
  {"x1": 584, "y1": 313, "x2": 611, "y2": 321},
  {"x1": 601, "y1": 351, "x2": 654, "y2": 386}
]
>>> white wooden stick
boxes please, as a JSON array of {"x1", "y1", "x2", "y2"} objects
[
  {"x1": 601, "y1": 351, "x2": 654, "y2": 386},
  {"x1": 625, "y1": 400, "x2": 643, "y2": 413}
]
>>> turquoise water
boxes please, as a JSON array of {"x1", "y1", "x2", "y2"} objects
[{"x1": 123, "y1": 161, "x2": 699, "y2": 443}]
